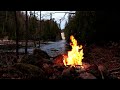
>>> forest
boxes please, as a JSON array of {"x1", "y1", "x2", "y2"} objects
[
  {"x1": 64, "y1": 10, "x2": 120, "y2": 45},
  {"x1": 0, "y1": 10, "x2": 120, "y2": 79},
  {"x1": 0, "y1": 11, "x2": 62, "y2": 41}
]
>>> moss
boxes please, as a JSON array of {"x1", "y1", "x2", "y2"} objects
[
  {"x1": 0, "y1": 63, "x2": 46, "y2": 79},
  {"x1": 13, "y1": 63, "x2": 46, "y2": 79},
  {"x1": 20, "y1": 53, "x2": 51, "y2": 68},
  {"x1": 33, "y1": 49, "x2": 50, "y2": 59},
  {"x1": 20, "y1": 55, "x2": 38, "y2": 64}
]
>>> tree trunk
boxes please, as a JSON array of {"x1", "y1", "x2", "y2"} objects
[
  {"x1": 25, "y1": 11, "x2": 28, "y2": 54},
  {"x1": 14, "y1": 11, "x2": 19, "y2": 59},
  {"x1": 33, "y1": 11, "x2": 36, "y2": 48},
  {"x1": 2, "y1": 22, "x2": 4, "y2": 35},
  {"x1": 38, "y1": 11, "x2": 41, "y2": 48}
]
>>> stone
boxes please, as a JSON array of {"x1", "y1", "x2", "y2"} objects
[{"x1": 79, "y1": 72, "x2": 97, "y2": 79}]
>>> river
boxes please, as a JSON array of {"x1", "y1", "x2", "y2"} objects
[{"x1": 14, "y1": 40, "x2": 66, "y2": 57}]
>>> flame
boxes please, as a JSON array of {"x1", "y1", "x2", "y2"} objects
[{"x1": 63, "y1": 35, "x2": 84, "y2": 67}]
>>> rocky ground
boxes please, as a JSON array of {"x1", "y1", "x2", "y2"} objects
[{"x1": 0, "y1": 41, "x2": 120, "y2": 79}]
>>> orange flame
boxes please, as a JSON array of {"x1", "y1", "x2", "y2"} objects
[{"x1": 63, "y1": 35, "x2": 84, "y2": 67}]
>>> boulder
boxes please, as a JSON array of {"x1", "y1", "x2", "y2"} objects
[
  {"x1": 33, "y1": 49, "x2": 50, "y2": 59},
  {"x1": 61, "y1": 66, "x2": 77, "y2": 79},
  {"x1": 13, "y1": 63, "x2": 46, "y2": 79},
  {"x1": 20, "y1": 54, "x2": 51, "y2": 68}
]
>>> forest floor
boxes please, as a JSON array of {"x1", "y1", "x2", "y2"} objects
[
  {"x1": 83, "y1": 41, "x2": 120, "y2": 79},
  {"x1": 0, "y1": 41, "x2": 120, "y2": 79}
]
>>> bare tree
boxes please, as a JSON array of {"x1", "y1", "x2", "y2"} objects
[
  {"x1": 25, "y1": 11, "x2": 28, "y2": 54},
  {"x1": 33, "y1": 11, "x2": 36, "y2": 48},
  {"x1": 14, "y1": 11, "x2": 19, "y2": 59},
  {"x1": 2, "y1": 11, "x2": 8, "y2": 37},
  {"x1": 38, "y1": 11, "x2": 41, "y2": 48}
]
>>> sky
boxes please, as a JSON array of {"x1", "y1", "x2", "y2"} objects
[
  {"x1": 27, "y1": 11, "x2": 75, "y2": 30},
  {"x1": 41, "y1": 11, "x2": 69, "y2": 29}
]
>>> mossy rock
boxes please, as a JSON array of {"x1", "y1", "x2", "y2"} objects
[
  {"x1": 20, "y1": 55, "x2": 38, "y2": 64},
  {"x1": 20, "y1": 54, "x2": 51, "y2": 68},
  {"x1": 13, "y1": 63, "x2": 46, "y2": 79},
  {"x1": 33, "y1": 49, "x2": 50, "y2": 59},
  {"x1": 0, "y1": 63, "x2": 46, "y2": 79}
]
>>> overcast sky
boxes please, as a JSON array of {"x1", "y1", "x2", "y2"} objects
[
  {"x1": 27, "y1": 11, "x2": 75, "y2": 30},
  {"x1": 41, "y1": 11, "x2": 69, "y2": 29}
]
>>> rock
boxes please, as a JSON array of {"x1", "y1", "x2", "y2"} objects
[
  {"x1": 49, "y1": 68, "x2": 63, "y2": 79},
  {"x1": 20, "y1": 54, "x2": 51, "y2": 68},
  {"x1": 0, "y1": 63, "x2": 46, "y2": 79},
  {"x1": 53, "y1": 64, "x2": 65, "y2": 72},
  {"x1": 98, "y1": 64, "x2": 117, "y2": 79},
  {"x1": 86, "y1": 64, "x2": 104, "y2": 79},
  {"x1": 13, "y1": 63, "x2": 46, "y2": 79},
  {"x1": 82, "y1": 62, "x2": 91, "y2": 70},
  {"x1": 42, "y1": 63, "x2": 54, "y2": 77},
  {"x1": 20, "y1": 55, "x2": 36, "y2": 63},
  {"x1": 87, "y1": 64, "x2": 112, "y2": 79},
  {"x1": 33, "y1": 49, "x2": 50, "y2": 59},
  {"x1": 35, "y1": 58, "x2": 53, "y2": 68},
  {"x1": 79, "y1": 72, "x2": 97, "y2": 79},
  {"x1": 61, "y1": 67, "x2": 77, "y2": 79}
]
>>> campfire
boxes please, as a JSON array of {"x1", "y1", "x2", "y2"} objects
[{"x1": 63, "y1": 35, "x2": 84, "y2": 68}]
